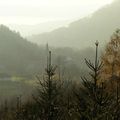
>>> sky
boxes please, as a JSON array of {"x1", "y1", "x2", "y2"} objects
[{"x1": 0, "y1": 0, "x2": 114, "y2": 25}]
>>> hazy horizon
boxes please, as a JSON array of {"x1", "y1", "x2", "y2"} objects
[
  {"x1": 0, "y1": 0, "x2": 113, "y2": 25},
  {"x1": 0, "y1": 0, "x2": 114, "y2": 36}
]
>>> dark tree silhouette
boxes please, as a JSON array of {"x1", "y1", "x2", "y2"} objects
[
  {"x1": 75, "y1": 41, "x2": 112, "y2": 120},
  {"x1": 33, "y1": 51, "x2": 62, "y2": 120}
]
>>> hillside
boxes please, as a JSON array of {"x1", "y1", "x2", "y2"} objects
[
  {"x1": 0, "y1": 25, "x2": 98, "y2": 80},
  {"x1": 28, "y1": 0, "x2": 119, "y2": 49},
  {"x1": 0, "y1": 25, "x2": 46, "y2": 77}
]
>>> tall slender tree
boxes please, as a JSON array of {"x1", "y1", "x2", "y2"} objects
[
  {"x1": 75, "y1": 41, "x2": 112, "y2": 120},
  {"x1": 33, "y1": 51, "x2": 62, "y2": 120}
]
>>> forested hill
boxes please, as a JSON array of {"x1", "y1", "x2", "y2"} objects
[
  {"x1": 28, "y1": 0, "x2": 120, "y2": 49},
  {"x1": 0, "y1": 25, "x2": 46, "y2": 77},
  {"x1": 0, "y1": 25, "x2": 96, "y2": 79}
]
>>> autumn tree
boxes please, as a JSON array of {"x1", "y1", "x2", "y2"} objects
[
  {"x1": 101, "y1": 29, "x2": 120, "y2": 80},
  {"x1": 101, "y1": 29, "x2": 120, "y2": 120}
]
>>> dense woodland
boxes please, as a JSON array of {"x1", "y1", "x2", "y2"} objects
[{"x1": 0, "y1": 25, "x2": 120, "y2": 119}]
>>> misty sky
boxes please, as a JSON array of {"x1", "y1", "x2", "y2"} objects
[{"x1": 0, "y1": 0, "x2": 113, "y2": 25}]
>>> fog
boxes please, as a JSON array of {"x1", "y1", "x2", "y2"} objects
[{"x1": 0, "y1": 0, "x2": 120, "y2": 119}]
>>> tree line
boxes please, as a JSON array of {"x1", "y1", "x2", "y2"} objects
[{"x1": 0, "y1": 30, "x2": 120, "y2": 120}]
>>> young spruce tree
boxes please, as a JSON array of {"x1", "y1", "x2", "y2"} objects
[
  {"x1": 75, "y1": 41, "x2": 112, "y2": 120},
  {"x1": 33, "y1": 51, "x2": 62, "y2": 120}
]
